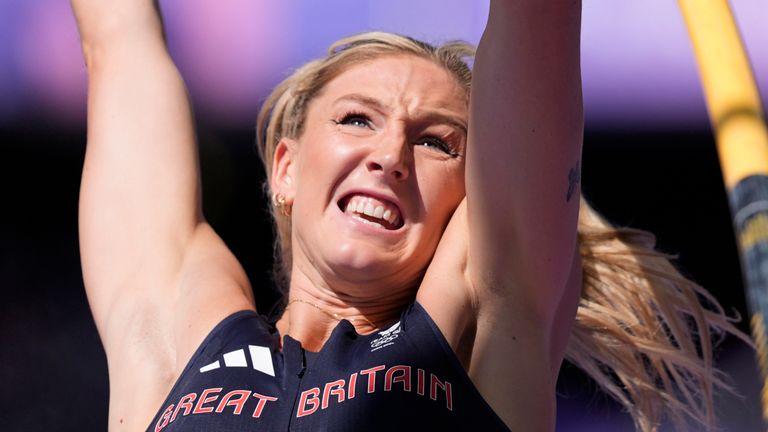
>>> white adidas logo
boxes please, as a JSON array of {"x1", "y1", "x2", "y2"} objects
[{"x1": 199, "y1": 345, "x2": 275, "y2": 377}]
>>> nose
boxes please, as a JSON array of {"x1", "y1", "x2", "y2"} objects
[{"x1": 366, "y1": 132, "x2": 410, "y2": 181}]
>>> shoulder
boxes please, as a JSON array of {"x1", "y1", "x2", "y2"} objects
[
  {"x1": 100, "y1": 224, "x2": 258, "y2": 429},
  {"x1": 416, "y1": 197, "x2": 581, "y2": 430},
  {"x1": 111, "y1": 308, "x2": 271, "y2": 431}
]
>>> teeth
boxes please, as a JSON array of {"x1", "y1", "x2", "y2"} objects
[
  {"x1": 343, "y1": 194, "x2": 401, "y2": 228},
  {"x1": 363, "y1": 203, "x2": 375, "y2": 217}
]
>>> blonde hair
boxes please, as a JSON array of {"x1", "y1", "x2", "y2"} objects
[{"x1": 256, "y1": 31, "x2": 749, "y2": 431}]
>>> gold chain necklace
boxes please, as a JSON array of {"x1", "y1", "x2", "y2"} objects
[{"x1": 285, "y1": 298, "x2": 378, "y2": 330}]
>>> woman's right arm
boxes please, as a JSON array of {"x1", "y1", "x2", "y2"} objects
[{"x1": 73, "y1": 1, "x2": 254, "y2": 427}]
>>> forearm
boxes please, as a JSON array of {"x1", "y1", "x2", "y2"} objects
[{"x1": 479, "y1": 0, "x2": 583, "y2": 139}]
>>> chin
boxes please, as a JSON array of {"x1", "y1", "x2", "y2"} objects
[{"x1": 325, "y1": 242, "x2": 414, "y2": 286}]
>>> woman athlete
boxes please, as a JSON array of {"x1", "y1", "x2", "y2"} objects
[{"x1": 71, "y1": 0, "x2": 746, "y2": 431}]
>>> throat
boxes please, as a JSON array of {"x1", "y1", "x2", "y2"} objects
[{"x1": 276, "y1": 305, "x2": 348, "y2": 353}]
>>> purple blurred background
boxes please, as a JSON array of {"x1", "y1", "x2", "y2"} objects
[
  {"x1": 2, "y1": 0, "x2": 766, "y2": 129},
  {"x1": 1, "y1": 0, "x2": 766, "y2": 430}
]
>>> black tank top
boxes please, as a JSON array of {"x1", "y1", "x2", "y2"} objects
[{"x1": 148, "y1": 302, "x2": 510, "y2": 431}]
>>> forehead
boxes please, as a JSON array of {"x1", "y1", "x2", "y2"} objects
[{"x1": 314, "y1": 54, "x2": 468, "y2": 115}]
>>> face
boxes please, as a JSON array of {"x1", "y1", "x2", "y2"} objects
[{"x1": 272, "y1": 54, "x2": 468, "y2": 296}]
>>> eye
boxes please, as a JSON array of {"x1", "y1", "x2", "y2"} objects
[
  {"x1": 335, "y1": 112, "x2": 372, "y2": 129},
  {"x1": 417, "y1": 136, "x2": 459, "y2": 158}
]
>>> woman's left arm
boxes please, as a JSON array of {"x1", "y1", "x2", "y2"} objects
[{"x1": 465, "y1": 0, "x2": 583, "y2": 427}]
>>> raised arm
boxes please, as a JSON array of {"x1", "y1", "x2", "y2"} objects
[
  {"x1": 73, "y1": 1, "x2": 253, "y2": 427},
  {"x1": 75, "y1": 0, "x2": 198, "y2": 324},
  {"x1": 467, "y1": 1, "x2": 583, "y2": 314},
  {"x1": 466, "y1": 0, "x2": 583, "y2": 424}
]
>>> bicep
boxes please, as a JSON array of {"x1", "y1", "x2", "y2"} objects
[
  {"x1": 79, "y1": 35, "x2": 203, "y2": 333},
  {"x1": 466, "y1": 0, "x2": 583, "y2": 323},
  {"x1": 73, "y1": 18, "x2": 264, "y2": 375}
]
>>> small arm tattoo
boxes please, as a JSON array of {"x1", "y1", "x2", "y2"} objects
[{"x1": 566, "y1": 161, "x2": 581, "y2": 202}]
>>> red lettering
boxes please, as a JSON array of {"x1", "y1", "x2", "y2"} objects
[
  {"x1": 154, "y1": 404, "x2": 174, "y2": 432},
  {"x1": 215, "y1": 390, "x2": 251, "y2": 415},
  {"x1": 321, "y1": 379, "x2": 346, "y2": 409},
  {"x1": 384, "y1": 365, "x2": 411, "y2": 392},
  {"x1": 430, "y1": 374, "x2": 453, "y2": 411},
  {"x1": 252, "y1": 393, "x2": 278, "y2": 418},
  {"x1": 360, "y1": 365, "x2": 386, "y2": 393},
  {"x1": 348, "y1": 372, "x2": 358, "y2": 399},
  {"x1": 170, "y1": 393, "x2": 197, "y2": 423},
  {"x1": 296, "y1": 387, "x2": 320, "y2": 417},
  {"x1": 193, "y1": 387, "x2": 223, "y2": 414},
  {"x1": 417, "y1": 368, "x2": 425, "y2": 396}
]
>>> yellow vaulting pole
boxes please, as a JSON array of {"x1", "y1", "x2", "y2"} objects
[{"x1": 678, "y1": 0, "x2": 768, "y2": 424}]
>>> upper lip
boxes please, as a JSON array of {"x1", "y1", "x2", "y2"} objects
[{"x1": 337, "y1": 188, "x2": 405, "y2": 223}]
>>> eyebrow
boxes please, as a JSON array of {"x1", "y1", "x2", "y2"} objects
[{"x1": 333, "y1": 93, "x2": 467, "y2": 135}]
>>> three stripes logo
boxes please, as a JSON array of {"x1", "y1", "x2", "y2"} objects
[{"x1": 199, "y1": 345, "x2": 275, "y2": 377}]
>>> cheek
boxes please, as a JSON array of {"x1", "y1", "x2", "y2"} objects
[
  {"x1": 302, "y1": 127, "x2": 369, "y2": 164},
  {"x1": 292, "y1": 135, "x2": 371, "y2": 212},
  {"x1": 296, "y1": 135, "x2": 355, "y2": 182},
  {"x1": 420, "y1": 164, "x2": 466, "y2": 219}
]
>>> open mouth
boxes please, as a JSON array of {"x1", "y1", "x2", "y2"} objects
[{"x1": 338, "y1": 194, "x2": 404, "y2": 230}]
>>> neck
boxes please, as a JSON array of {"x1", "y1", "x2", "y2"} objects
[{"x1": 276, "y1": 270, "x2": 417, "y2": 352}]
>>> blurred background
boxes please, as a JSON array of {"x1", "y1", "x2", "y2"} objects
[{"x1": 1, "y1": 0, "x2": 766, "y2": 430}]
